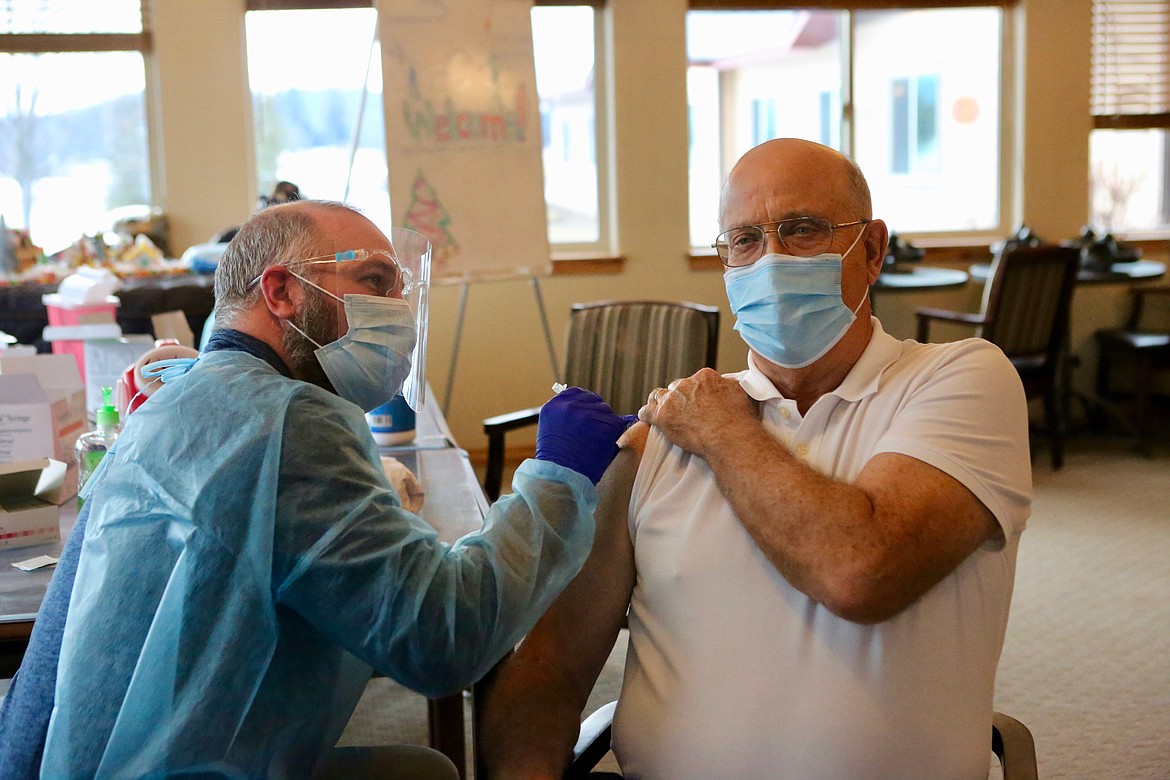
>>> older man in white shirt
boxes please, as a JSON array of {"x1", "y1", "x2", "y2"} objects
[{"x1": 479, "y1": 138, "x2": 1032, "y2": 780}]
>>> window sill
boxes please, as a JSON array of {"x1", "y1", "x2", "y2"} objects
[{"x1": 550, "y1": 253, "x2": 626, "y2": 275}]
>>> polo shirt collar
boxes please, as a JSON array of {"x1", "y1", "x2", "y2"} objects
[{"x1": 735, "y1": 317, "x2": 902, "y2": 404}]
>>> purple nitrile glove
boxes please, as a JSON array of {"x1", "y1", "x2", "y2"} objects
[{"x1": 535, "y1": 387, "x2": 631, "y2": 484}]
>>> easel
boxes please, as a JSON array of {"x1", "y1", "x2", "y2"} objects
[{"x1": 440, "y1": 273, "x2": 560, "y2": 418}]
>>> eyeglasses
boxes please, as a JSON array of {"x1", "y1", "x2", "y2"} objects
[
  {"x1": 249, "y1": 249, "x2": 418, "y2": 297},
  {"x1": 713, "y1": 217, "x2": 869, "y2": 267}
]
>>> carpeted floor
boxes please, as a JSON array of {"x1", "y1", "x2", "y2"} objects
[
  {"x1": 341, "y1": 428, "x2": 1170, "y2": 779},
  {"x1": 992, "y1": 432, "x2": 1170, "y2": 779}
]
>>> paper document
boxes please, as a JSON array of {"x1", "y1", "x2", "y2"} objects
[{"x1": 12, "y1": 554, "x2": 58, "y2": 571}]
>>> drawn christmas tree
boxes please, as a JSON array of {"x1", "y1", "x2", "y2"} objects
[{"x1": 403, "y1": 171, "x2": 459, "y2": 273}]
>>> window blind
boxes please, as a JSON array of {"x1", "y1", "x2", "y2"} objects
[
  {"x1": 0, "y1": 0, "x2": 149, "y2": 52},
  {"x1": 1092, "y1": 0, "x2": 1170, "y2": 129}
]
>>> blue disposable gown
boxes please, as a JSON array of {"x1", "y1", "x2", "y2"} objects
[{"x1": 41, "y1": 349, "x2": 596, "y2": 778}]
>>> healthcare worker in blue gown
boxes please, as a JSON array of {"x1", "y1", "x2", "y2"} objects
[{"x1": 0, "y1": 200, "x2": 632, "y2": 779}]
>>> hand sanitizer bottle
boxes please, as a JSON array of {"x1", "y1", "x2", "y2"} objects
[{"x1": 75, "y1": 386, "x2": 121, "y2": 504}]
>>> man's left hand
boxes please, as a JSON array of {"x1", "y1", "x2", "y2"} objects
[{"x1": 638, "y1": 368, "x2": 758, "y2": 458}]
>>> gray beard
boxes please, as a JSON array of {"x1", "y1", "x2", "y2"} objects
[{"x1": 281, "y1": 285, "x2": 337, "y2": 391}]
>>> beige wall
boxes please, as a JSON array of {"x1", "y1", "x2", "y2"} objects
[
  {"x1": 1014, "y1": 0, "x2": 1092, "y2": 240},
  {"x1": 150, "y1": 0, "x2": 257, "y2": 251},
  {"x1": 151, "y1": 0, "x2": 1163, "y2": 450}
]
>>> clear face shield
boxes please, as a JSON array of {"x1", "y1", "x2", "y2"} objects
[
  {"x1": 285, "y1": 227, "x2": 431, "y2": 411},
  {"x1": 389, "y1": 227, "x2": 431, "y2": 410}
]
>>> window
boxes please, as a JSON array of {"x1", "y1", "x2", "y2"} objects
[
  {"x1": 531, "y1": 5, "x2": 604, "y2": 248},
  {"x1": 246, "y1": 8, "x2": 391, "y2": 232},
  {"x1": 752, "y1": 98, "x2": 778, "y2": 145},
  {"x1": 686, "y1": 5, "x2": 1004, "y2": 247},
  {"x1": 246, "y1": 3, "x2": 607, "y2": 251},
  {"x1": 0, "y1": 0, "x2": 151, "y2": 255},
  {"x1": 1090, "y1": 0, "x2": 1170, "y2": 234},
  {"x1": 891, "y1": 74, "x2": 941, "y2": 176},
  {"x1": 818, "y1": 90, "x2": 839, "y2": 148}
]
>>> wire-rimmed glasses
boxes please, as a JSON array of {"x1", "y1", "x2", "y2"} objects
[{"x1": 713, "y1": 217, "x2": 869, "y2": 267}]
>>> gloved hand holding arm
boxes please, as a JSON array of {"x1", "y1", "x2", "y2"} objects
[{"x1": 534, "y1": 387, "x2": 634, "y2": 484}]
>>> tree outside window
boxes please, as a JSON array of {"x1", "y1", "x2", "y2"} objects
[{"x1": 0, "y1": 51, "x2": 149, "y2": 254}]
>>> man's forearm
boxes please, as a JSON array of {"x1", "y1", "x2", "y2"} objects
[
  {"x1": 704, "y1": 426, "x2": 873, "y2": 608},
  {"x1": 704, "y1": 425, "x2": 997, "y2": 624}
]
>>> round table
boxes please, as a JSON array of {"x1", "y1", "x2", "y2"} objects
[{"x1": 874, "y1": 265, "x2": 970, "y2": 291}]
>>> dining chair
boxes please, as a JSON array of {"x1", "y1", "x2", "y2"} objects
[
  {"x1": 915, "y1": 244, "x2": 1080, "y2": 469},
  {"x1": 481, "y1": 300, "x2": 720, "y2": 502},
  {"x1": 1094, "y1": 286, "x2": 1170, "y2": 455}
]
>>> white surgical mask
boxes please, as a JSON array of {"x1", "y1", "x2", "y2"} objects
[{"x1": 287, "y1": 274, "x2": 418, "y2": 412}]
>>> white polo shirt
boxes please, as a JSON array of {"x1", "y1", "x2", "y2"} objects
[{"x1": 612, "y1": 319, "x2": 1032, "y2": 780}]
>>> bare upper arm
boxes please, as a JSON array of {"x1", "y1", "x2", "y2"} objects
[{"x1": 508, "y1": 442, "x2": 640, "y2": 705}]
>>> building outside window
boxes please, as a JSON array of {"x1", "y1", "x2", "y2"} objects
[
  {"x1": 818, "y1": 89, "x2": 839, "y2": 148},
  {"x1": 890, "y1": 73, "x2": 941, "y2": 176},
  {"x1": 752, "y1": 98, "x2": 778, "y2": 146},
  {"x1": 686, "y1": 6, "x2": 1003, "y2": 248},
  {"x1": 0, "y1": 1, "x2": 150, "y2": 255}
]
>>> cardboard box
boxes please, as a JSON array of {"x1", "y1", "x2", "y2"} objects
[
  {"x1": 0, "y1": 374, "x2": 54, "y2": 464},
  {"x1": 0, "y1": 355, "x2": 87, "y2": 500},
  {"x1": 0, "y1": 458, "x2": 65, "y2": 550}
]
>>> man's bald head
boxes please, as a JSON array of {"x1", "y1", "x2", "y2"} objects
[{"x1": 719, "y1": 138, "x2": 872, "y2": 231}]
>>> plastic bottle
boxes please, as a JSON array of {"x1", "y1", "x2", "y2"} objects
[
  {"x1": 366, "y1": 394, "x2": 416, "y2": 446},
  {"x1": 75, "y1": 386, "x2": 121, "y2": 504}
]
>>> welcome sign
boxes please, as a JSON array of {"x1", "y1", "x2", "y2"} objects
[
  {"x1": 401, "y1": 67, "x2": 532, "y2": 145},
  {"x1": 377, "y1": 0, "x2": 551, "y2": 281}
]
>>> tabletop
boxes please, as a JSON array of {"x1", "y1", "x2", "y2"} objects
[
  {"x1": 874, "y1": 265, "x2": 970, "y2": 291},
  {"x1": 968, "y1": 259, "x2": 1167, "y2": 284},
  {"x1": 0, "y1": 273, "x2": 216, "y2": 350}
]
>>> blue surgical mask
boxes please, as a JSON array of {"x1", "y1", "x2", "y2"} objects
[
  {"x1": 287, "y1": 274, "x2": 418, "y2": 412},
  {"x1": 724, "y1": 233, "x2": 867, "y2": 369}
]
